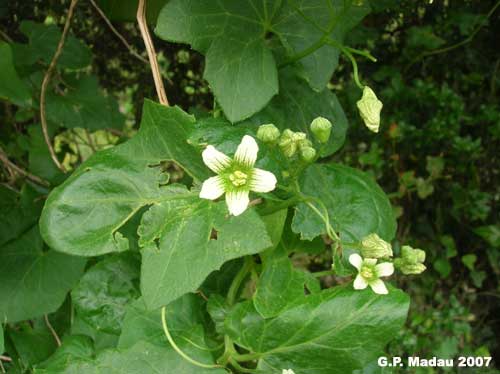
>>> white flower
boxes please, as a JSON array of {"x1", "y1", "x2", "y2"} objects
[
  {"x1": 282, "y1": 370, "x2": 295, "y2": 374},
  {"x1": 199, "y1": 135, "x2": 277, "y2": 216},
  {"x1": 349, "y1": 253, "x2": 394, "y2": 295}
]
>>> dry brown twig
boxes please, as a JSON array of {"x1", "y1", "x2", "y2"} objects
[
  {"x1": 136, "y1": 0, "x2": 169, "y2": 106},
  {"x1": 40, "y1": 0, "x2": 81, "y2": 173},
  {"x1": 0, "y1": 146, "x2": 50, "y2": 187},
  {"x1": 89, "y1": 0, "x2": 149, "y2": 64}
]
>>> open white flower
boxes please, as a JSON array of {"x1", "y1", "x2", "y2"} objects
[
  {"x1": 282, "y1": 370, "x2": 295, "y2": 374},
  {"x1": 199, "y1": 135, "x2": 277, "y2": 216},
  {"x1": 349, "y1": 253, "x2": 394, "y2": 295}
]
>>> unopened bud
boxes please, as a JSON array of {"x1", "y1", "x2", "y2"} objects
[
  {"x1": 300, "y1": 146, "x2": 316, "y2": 162},
  {"x1": 394, "y1": 245, "x2": 426, "y2": 275},
  {"x1": 360, "y1": 233, "x2": 393, "y2": 258},
  {"x1": 357, "y1": 86, "x2": 383, "y2": 133},
  {"x1": 257, "y1": 124, "x2": 280, "y2": 144},
  {"x1": 278, "y1": 131, "x2": 307, "y2": 158},
  {"x1": 310, "y1": 116, "x2": 332, "y2": 143}
]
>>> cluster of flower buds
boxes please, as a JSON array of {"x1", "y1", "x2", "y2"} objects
[
  {"x1": 394, "y1": 245, "x2": 426, "y2": 275},
  {"x1": 256, "y1": 117, "x2": 333, "y2": 163}
]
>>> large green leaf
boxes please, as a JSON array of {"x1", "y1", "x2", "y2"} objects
[
  {"x1": 0, "y1": 227, "x2": 86, "y2": 323},
  {"x1": 36, "y1": 295, "x2": 224, "y2": 374},
  {"x1": 35, "y1": 335, "x2": 95, "y2": 372},
  {"x1": 19, "y1": 21, "x2": 91, "y2": 70},
  {"x1": 46, "y1": 75, "x2": 125, "y2": 131},
  {"x1": 249, "y1": 68, "x2": 348, "y2": 156},
  {"x1": 35, "y1": 341, "x2": 226, "y2": 374},
  {"x1": 139, "y1": 189, "x2": 272, "y2": 309},
  {"x1": 226, "y1": 286, "x2": 409, "y2": 374},
  {"x1": 0, "y1": 42, "x2": 31, "y2": 106},
  {"x1": 254, "y1": 245, "x2": 317, "y2": 318},
  {"x1": 71, "y1": 255, "x2": 140, "y2": 335},
  {"x1": 0, "y1": 184, "x2": 44, "y2": 247},
  {"x1": 118, "y1": 294, "x2": 208, "y2": 350},
  {"x1": 156, "y1": 1, "x2": 369, "y2": 121},
  {"x1": 40, "y1": 101, "x2": 208, "y2": 256},
  {"x1": 273, "y1": 0, "x2": 370, "y2": 91},
  {"x1": 156, "y1": 0, "x2": 279, "y2": 122},
  {"x1": 292, "y1": 163, "x2": 396, "y2": 242}
]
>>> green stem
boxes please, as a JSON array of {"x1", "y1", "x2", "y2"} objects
[
  {"x1": 258, "y1": 195, "x2": 302, "y2": 215},
  {"x1": 312, "y1": 269, "x2": 335, "y2": 278},
  {"x1": 227, "y1": 256, "x2": 253, "y2": 306},
  {"x1": 229, "y1": 359, "x2": 260, "y2": 373},
  {"x1": 219, "y1": 257, "x2": 254, "y2": 366},
  {"x1": 303, "y1": 197, "x2": 340, "y2": 243},
  {"x1": 232, "y1": 352, "x2": 263, "y2": 362},
  {"x1": 161, "y1": 307, "x2": 223, "y2": 369},
  {"x1": 279, "y1": 35, "x2": 329, "y2": 68},
  {"x1": 337, "y1": 45, "x2": 364, "y2": 89}
]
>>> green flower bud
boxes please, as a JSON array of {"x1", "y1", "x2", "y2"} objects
[
  {"x1": 356, "y1": 86, "x2": 383, "y2": 133},
  {"x1": 257, "y1": 124, "x2": 280, "y2": 144},
  {"x1": 297, "y1": 138, "x2": 313, "y2": 150},
  {"x1": 278, "y1": 129, "x2": 297, "y2": 157},
  {"x1": 360, "y1": 233, "x2": 393, "y2": 259},
  {"x1": 310, "y1": 116, "x2": 332, "y2": 143},
  {"x1": 300, "y1": 146, "x2": 316, "y2": 162},
  {"x1": 394, "y1": 245, "x2": 426, "y2": 275},
  {"x1": 278, "y1": 131, "x2": 307, "y2": 158}
]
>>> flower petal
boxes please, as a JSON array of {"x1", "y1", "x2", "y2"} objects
[
  {"x1": 202, "y1": 145, "x2": 231, "y2": 173},
  {"x1": 369, "y1": 279, "x2": 388, "y2": 294},
  {"x1": 250, "y1": 168, "x2": 277, "y2": 193},
  {"x1": 199, "y1": 176, "x2": 225, "y2": 200},
  {"x1": 376, "y1": 262, "x2": 394, "y2": 277},
  {"x1": 225, "y1": 190, "x2": 250, "y2": 216},
  {"x1": 353, "y1": 274, "x2": 368, "y2": 290},
  {"x1": 349, "y1": 253, "x2": 363, "y2": 270},
  {"x1": 234, "y1": 135, "x2": 258, "y2": 167}
]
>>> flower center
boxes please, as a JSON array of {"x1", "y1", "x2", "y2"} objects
[
  {"x1": 229, "y1": 170, "x2": 248, "y2": 187},
  {"x1": 360, "y1": 265, "x2": 376, "y2": 280}
]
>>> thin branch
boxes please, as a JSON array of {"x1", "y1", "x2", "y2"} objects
[
  {"x1": 0, "y1": 356, "x2": 11, "y2": 362},
  {"x1": 406, "y1": 0, "x2": 500, "y2": 72},
  {"x1": 89, "y1": 0, "x2": 149, "y2": 64},
  {"x1": 136, "y1": 0, "x2": 169, "y2": 106},
  {"x1": 0, "y1": 146, "x2": 50, "y2": 186},
  {"x1": 44, "y1": 314, "x2": 62, "y2": 347},
  {"x1": 0, "y1": 29, "x2": 13, "y2": 43},
  {"x1": 40, "y1": 0, "x2": 81, "y2": 173}
]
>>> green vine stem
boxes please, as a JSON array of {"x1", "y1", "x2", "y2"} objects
[
  {"x1": 161, "y1": 307, "x2": 223, "y2": 369},
  {"x1": 218, "y1": 256, "x2": 254, "y2": 366}
]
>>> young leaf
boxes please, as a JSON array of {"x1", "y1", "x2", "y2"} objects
[
  {"x1": 40, "y1": 101, "x2": 209, "y2": 257},
  {"x1": 156, "y1": 0, "x2": 279, "y2": 123},
  {"x1": 0, "y1": 227, "x2": 86, "y2": 323},
  {"x1": 292, "y1": 163, "x2": 396, "y2": 242},
  {"x1": 72, "y1": 255, "x2": 140, "y2": 335},
  {"x1": 139, "y1": 192, "x2": 272, "y2": 310},
  {"x1": 227, "y1": 286, "x2": 410, "y2": 374}
]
